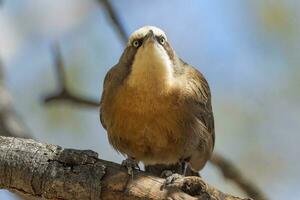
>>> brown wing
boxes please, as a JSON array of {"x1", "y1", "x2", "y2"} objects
[
  {"x1": 99, "y1": 65, "x2": 117, "y2": 130},
  {"x1": 99, "y1": 61, "x2": 131, "y2": 130},
  {"x1": 184, "y1": 64, "x2": 215, "y2": 171},
  {"x1": 100, "y1": 46, "x2": 138, "y2": 130},
  {"x1": 188, "y1": 66, "x2": 215, "y2": 148}
]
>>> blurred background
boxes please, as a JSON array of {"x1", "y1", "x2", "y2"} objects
[{"x1": 0, "y1": 0, "x2": 300, "y2": 199}]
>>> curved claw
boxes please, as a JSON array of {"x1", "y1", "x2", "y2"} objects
[
  {"x1": 121, "y1": 157, "x2": 139, "y2": 176},
  {"x1": 161, "y1": 171, "x2": 184, "y2": 189}
]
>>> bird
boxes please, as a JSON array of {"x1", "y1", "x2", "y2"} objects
[{"x1": 99, "y1": 26, "x2": 214, "y2": 178}]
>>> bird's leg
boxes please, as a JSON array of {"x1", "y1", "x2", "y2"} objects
[
  {"x1": 121, "y1": 157, "x2": 140, "y2": 176},
  {"x1": 182, "y1": 161, "x2": 189, "y2": 176}
]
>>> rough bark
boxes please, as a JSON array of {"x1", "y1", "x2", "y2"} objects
[{"x1": 0, "y1": 136, "x2": 250, "y2": 200}]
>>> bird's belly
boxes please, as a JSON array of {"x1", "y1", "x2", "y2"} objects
[
  {"x1": 108, "y1": 112, "x2": 185, "y2": 165},
  {"x1": 106, "y1": 87, "x2": 188, "y2": 165}
]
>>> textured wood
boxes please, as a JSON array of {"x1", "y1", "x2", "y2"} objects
[
  {"x1": 0, "y1": 136, "x2": 250, "y2": 200},
  {"x1": 0, "y1": 136, "x2": 105, "y2": 199}
]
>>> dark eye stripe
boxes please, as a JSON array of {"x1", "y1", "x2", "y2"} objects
[
  {"x1": 155, "y1": 36, "x2": 162, "y2": 41},
  {"x1": 132, "y1": 38, "x2": 144, "y2": 47},
  {"x1": 162, "y1": 42, "x2": 175, "y2": 63},
  {"x1": 138, "y1": 38, "x2": 144, "y2": 43},
  {"x1": 155, "y1": 36, "x2": 166, "y2": 44}
]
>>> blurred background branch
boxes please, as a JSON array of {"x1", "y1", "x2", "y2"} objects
[
  {"x1": 97, "y1": 0, "x2": 128, "y2": 43},
  {"x1": 43, "y1": 44, "x2": 99, "y2": 108},
  {"x1": 0, "y1": 60, "x2": 32, "y2": 139},
  {"x1": 211, "y1": 154, "x2": 268, "y2": 200},
  {"x1": 43, "y1": 0, "x2": 129, "y2": 107}
]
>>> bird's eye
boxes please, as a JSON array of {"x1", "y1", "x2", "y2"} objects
[
  {"x1": 159, "y1": 37, "x2": 166, "y2": 45},
  {"x1": 132, "y1": 40, "x2": 140, "y2": 48}
]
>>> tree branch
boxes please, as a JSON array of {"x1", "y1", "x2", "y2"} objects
[{"x1": 0, "y1": 136, "x2": 250, "y2": 200}]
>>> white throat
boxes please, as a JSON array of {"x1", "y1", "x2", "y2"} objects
[{"x1": 127, "y1": 42, "x2": 174, "y2": 91}]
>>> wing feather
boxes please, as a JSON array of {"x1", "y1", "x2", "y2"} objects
[{"x1": 185, "y1": 65, "x2": 215, "y2": 150}]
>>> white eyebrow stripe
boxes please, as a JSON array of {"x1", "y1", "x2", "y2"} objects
[{"x1": 127, "y1": 26, "x2": 167, "y2": 46}]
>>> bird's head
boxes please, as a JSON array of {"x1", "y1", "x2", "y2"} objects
[{"x1": 120, "y1": 26, "x2": 178, "y2": 89}]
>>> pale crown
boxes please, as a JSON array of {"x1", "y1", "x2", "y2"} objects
[{"x1": 127, "y1": 26, "x2": 167, "y2": 46}]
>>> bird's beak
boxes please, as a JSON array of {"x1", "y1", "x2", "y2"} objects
[{"x1": 144, "y1": 30, "x2": 157, "y2": 45}]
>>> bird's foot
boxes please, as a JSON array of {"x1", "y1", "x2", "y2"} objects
[
  {"x1": 161, "y1": 170, "x2": 184, "y2": 188},
  {"x1": 121, "y1": 157, "x2": 140, "y2": 176}
]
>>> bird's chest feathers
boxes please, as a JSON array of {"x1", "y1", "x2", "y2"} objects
[
  {"x1": 126, "y1": 45, "x2": 175, "y2": 92},
  {"x1": 118, "y1": 62, "x2": 178, "y2": 113},
  {"x1": 109, "y1": 78, "x2": 184, "y2": 161},
  {"x1": 114, "y1": 82, "x2": 176, "y2": 115},
  {"x1": 111, "y1": 57, "x2": 180, "y2": 126},
  {"x1": 110, "y1": 48, "x2": 183, "y2": 128}
]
